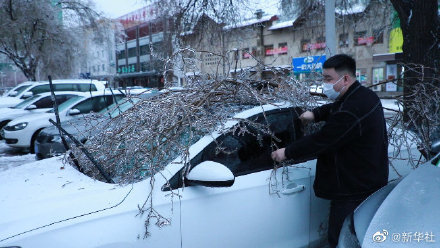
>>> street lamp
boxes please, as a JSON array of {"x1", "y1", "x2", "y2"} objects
[
  {"x1": 12, "y1": 67, "x2": 17, "y2": 86},
  {"x1": 0, "y1": 71, "x2": 4, "y2": 92}
]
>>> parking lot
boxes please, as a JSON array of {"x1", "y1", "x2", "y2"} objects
[{"x1": 0, "y1": 141, "x2": 36, "y2": 171}]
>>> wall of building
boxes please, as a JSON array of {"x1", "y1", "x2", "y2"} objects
[{"x1": 181, "y1": 1, "x2": 399, "y2": 94}]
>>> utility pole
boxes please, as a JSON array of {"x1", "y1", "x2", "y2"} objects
[{"x1": 325, "y1": 0, "x2": 336, "y2": 57}]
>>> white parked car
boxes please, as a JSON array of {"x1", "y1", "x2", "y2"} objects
[
  {"x1": 0, "y1": 103, "x2": 419, "y2": 248},
  {"x1": 0, "y1": 91, "x2": 83, "y2": 133},
  {"x1": 1, "y1": 91, "x2": 124, "y2": 153},
  {"x1": 0, "y1": 79, "x2": 107, "y2": 108}
]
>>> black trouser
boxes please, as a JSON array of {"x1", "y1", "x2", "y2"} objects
[{"x1": 328, "y1": 198, "x2": 365, "y2": 248}]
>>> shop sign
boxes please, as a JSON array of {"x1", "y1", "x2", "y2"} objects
[
  {"x1": 118, "y1": 5, "x2": 158, "y2": 29},
  {"x1": 292, "y1": 55, "x2": 326, "y2": 73},
  {"x1": 265, "y1": 46, "x2": 288, "y2": 56},
  {"x1": 357, "y1": 36, "x2": 374, "y2": 45},
  {"x1": 302, "y1": 42, "x2": 326, "y2": 51},
  {"x1": 118, "y1": 65, "x2": 136, "y2": 74}
]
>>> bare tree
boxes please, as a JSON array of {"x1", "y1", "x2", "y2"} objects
[{"x1": 0, "y1": 0, "x2": 108, "y2": 81}]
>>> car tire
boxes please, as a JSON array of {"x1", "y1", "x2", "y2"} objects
[
  {"x1": 30, "y1": 129, "x2": 44, "y2": 154},
  {"x1": 0, "y1": 120, "x2": 11, "y2": 140}
]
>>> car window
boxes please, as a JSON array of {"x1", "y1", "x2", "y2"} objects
[
  {"x1": 29, "y1": 84, "x2": 51, "y2": 95},
  {"x1": 54, "y1": 84, "x2": 76, "y2": 91},
  {"x1": 47, "y1": 95, "x2": 84, "y2": 113},
  {"x1": 32, "y1": 94, "x2": 76, "y2": 108},
  {"x1": 163, "y1": 107, "x2": 303, "y2": 190},
  {"x1": 11, "y1": 94, "x2": 41, "y2": 109},
  {"x1": 72, "y1": 95, "x2": 124, "y2": 114},
  {"x1": 99, "y1": 98, "x2": 139, "y2": 118},
  {"x1": 78, "y1": 84, "x2": 97, "y2": 92},
  {"x1": 7, "y1": 85, "x2": 31, "y2": 97}
]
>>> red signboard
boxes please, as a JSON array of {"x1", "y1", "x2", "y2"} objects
[
  {"x1": 302, "y1": 42, "x2": 326, "y2": 51},
  {"x1": 265, "y1": 46, "x2": 289, "y2": 56},
  {"x1": 118, "y1": 4, "x2": 158, "y2": 29},
  {"x1": 357, "y1": 36, "x2": 374, "y2": 45}
]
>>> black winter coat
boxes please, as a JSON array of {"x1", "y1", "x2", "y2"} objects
[{"x1": 285, "y1": 81, "x2": 389, "y2": 200}]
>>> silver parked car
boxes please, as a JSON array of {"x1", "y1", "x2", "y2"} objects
[
  {"x1": 338, "y1": 146, "x2": 440, "y2": 248},
  {"x1": 34, "y1": 91, "x2": 161, "y2": 159}
]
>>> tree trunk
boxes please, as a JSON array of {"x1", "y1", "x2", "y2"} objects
[{"x1": 389, "y1": 0, "x2": 440, "y2": 128}]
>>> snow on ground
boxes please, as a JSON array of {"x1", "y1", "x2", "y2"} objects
[{"x1": 0, "y1": 141, "x2": 36, "y2": 171}]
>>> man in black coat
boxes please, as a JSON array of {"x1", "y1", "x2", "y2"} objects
[{"x1": 271, "y1": 54, "x2": 389, "y2": 248}]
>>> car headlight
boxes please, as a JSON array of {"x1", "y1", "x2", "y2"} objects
[{"x1": 5, "y1": 122, "x2": 28, "y2": 131}]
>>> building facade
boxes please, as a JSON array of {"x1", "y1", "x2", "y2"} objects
[
  {"x1": 114, "y1": 5, "x2": 172, "y2": 88},
  {"x1": 180, "y1": 0, "x2": 403, "y2": 95}
]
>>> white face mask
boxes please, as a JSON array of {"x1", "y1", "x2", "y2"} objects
[{"x1": 322, "y1": 76, "x2": 344, "y2": 100}]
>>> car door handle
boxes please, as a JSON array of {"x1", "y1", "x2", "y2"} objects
[{"x1": 281, "y1": 183, "x2": 305, "y2": 195}]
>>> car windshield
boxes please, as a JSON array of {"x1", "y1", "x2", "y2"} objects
[
  {"x1": 99, "y1": 98, "x2": 139, "y2": 118},
  {"x1": 11, "y1": 94, "x2": 42, "y2": 109},
  {"x1": 6, "y1": 85, "x2": 32, "y2": 97},
  {"x1": 47, "y1": 95, "x2": 84, "y2": 113}
]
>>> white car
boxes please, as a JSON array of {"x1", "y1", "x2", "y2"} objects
[
  {"x1": 0, "y1": 92, "x2": 83, "y2": 133},
  {"x1": 0, "y1": 79, "x2": 107, "y2": 108},
  {"x1": 2, "y1": 91, "x2": 124, "y2": 153},
  {"x1": 0, "y1": 103, "x2": 419, "y2": 248}
]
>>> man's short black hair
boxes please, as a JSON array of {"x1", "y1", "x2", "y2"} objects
[{"x1": 323, "y1": 54, "x2": 356, "y2": 76}]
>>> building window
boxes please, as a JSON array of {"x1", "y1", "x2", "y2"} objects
[
  {"x1": 127, "y1": 47, "x2": 137, "y2": 57},
  {"x1": 116, "y1": 51, "x2": 125, "y2": 60},
  {"x1": 354, "y1": 31, "x2": 373, "y2": 46},
  {"x1": 373, "y1": 29, "x2": 384, "y2": 44},
  {"x1": 315, "y1": 37, "x2": 326, "y2": 50},
  {"x1": 264, "y1": 45, "x2": 274, "y2": 56},
  {"x1": 102, "y1": 64, "x2": 105, "y2": 72},
  {"x1": 278, "y1": 42, "x2": 288, "y2": 55},
  {"x1": 301, "y1": 39, "x2": 311, "y2": 52},
  {"x1": 141, "y1": 62, "x2": 149, "y2": 71},
  {"x1": 242, "y1": 48, "x2": 250, "y2": 59},
  {"x1": 92, "y1": 66, "x2": 96, "y2": 73},
  {"x1": 356, "y1": 68, "x2": 368, "y2": 85},
  {"x1": 140, "y1": 45, "x2": 151, "y2": 56},
  {"x1": 339, "y1": 33, "x2": 349, "y2": 47},
  {"x1": 372, "y1": 67, "x2": 384, "y2": 91}
]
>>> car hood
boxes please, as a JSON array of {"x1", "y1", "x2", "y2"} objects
[
  {"x1": 0, "y1": 108, "x2": 30, "y2": 121},
  {"x1": 41, "y1": 116, "x2": 108, "y2": 138},
  {"x1": 0, "y1": 157, "x2": 159, "y2": 245},
  {"x1": 361, "y1": 164, "x2": 440, "y2": 247},
  {"x1": 0, "y1": 97, "x2": 21, "y2": 108},
  {"x1": 7, "y1": 112, "x2": 55, "y2": 126}
]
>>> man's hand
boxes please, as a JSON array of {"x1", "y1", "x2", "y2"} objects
[
  {"x1": 299, "y1": 111, "x2": 314, "y2": 123},
  {"x1": 271, "y1": 148, "x2": 286, "y2": 162}
]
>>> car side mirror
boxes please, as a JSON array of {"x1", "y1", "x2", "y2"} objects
[
  {"x1": 430, "y1": 139, "x2": 440, "y2": 155},
  {"x1": 68, "y1": 109, "x2": 81, "y2": 115},
  {"x1": 9, "y1": 91, "x2": 18, "y2": 97},
  {"x1": 21, "y1": 92, "x2": 33, "y2": 99},
  {"x1": 186, "y1": 161, "x2": 235, "y2": 187},
  {"x1": 25, "y1": 104, "x2": 37, "y2": 110}
]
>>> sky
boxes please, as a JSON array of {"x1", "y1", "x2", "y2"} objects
[
  {"x1": 92, "y1": 0, "x2": 147, "y2": 18},
  {"x1": 92, "y1": 0, "x2": 279, "y2": 19}
]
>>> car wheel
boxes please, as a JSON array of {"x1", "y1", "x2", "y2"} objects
[
  {"x1": 0, "y1": 120, "x2": 11, "y2": 139},
  {"x1": 30, "y1": 129, "x2": 44, "y2": 154}
]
